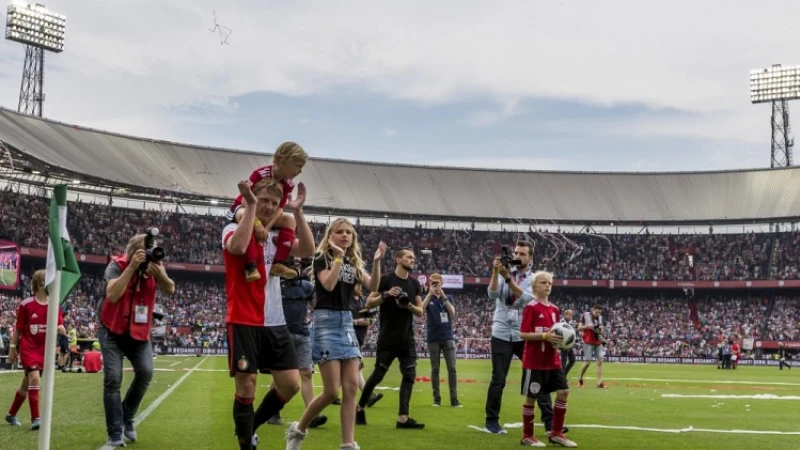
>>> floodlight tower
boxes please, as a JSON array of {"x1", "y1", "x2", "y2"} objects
[
  {"x1": 4, "y1": 2, "x2": 65, "y2": 117},
  {"x1": 750, "y1": 64, "x2": 799, "y2": 168}
]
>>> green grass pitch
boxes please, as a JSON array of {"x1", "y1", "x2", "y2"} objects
[{"x1": 1, "y1": 356, "x2": 798, "y2": 449}]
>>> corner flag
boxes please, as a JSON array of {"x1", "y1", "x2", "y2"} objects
[
  {"x1": 45, "y1": 184, "x2": 81, "y2": 303},
  {"x1": 39, "y1": 185, "x2": 82, "y2": 450}
]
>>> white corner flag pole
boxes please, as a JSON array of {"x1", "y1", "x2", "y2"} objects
[{"x1": 38, "y1": 271, "x2": 61, "y2": 450}]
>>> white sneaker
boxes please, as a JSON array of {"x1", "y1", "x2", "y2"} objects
[
  {"x1": 252, "y1": 434, "x2": 260, "y2": 447},
  {"x1": 285, "y1": 422, "x2": 307, "y2": 450},
  {"x1": 520, "y1": 437, "x2": 546, "y2": 447},
  {"x1": 549, "y1": 433, "x2": 578, "y2": 447},
  {"x1": 340, "y1": 443, "x2": 360, "y2": 450}
]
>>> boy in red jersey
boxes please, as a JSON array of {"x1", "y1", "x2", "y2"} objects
[
  {"x1": 227, "y1": 141, "x2": 308, "y2": 282},
  {"x1": 518, "y1": 271, "x2": 576, "y2": 448},
  {"x1": 5, "y1": 270, "x2": 65, "y2": 430}
]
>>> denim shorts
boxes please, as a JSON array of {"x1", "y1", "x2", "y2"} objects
[{"x1": 311, "y1": 309, "x2": 361, "y2": 365}]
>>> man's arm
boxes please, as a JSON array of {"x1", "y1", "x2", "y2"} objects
[
  {"x1": 362, "y1": 291, "x2": 384, "y2": 311},
  {"x1": 488, "y1": 259, "x2": 502, "y2": 299},
  {"x1": 148, "y1": 263, "x2": 176, "y2": 295},
  {"x1": 106, "y1": 255, "x2": 141, "y2": 303},
  {"x1": 407, "y1": 296, "x2": 424, "y2": 318},
  {"x1": 226, "y1": 181, "x2": 260, "y2": 255},
  {"x1": 444, "y1": 296, "x2": 455, "y2": 317},
  {"x1": 421, "y1": 291, "x2": 434, "y2": 311},
  {"x1": 289, "y1": 185, "x2": 315, "y2": 257}
]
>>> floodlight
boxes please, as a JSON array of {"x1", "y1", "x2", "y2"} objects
[
  {"x1": 750, "y1": 64, "x2": 800, "y2": 104},
  {"x1": 750, "y1": 63, "x2": 796, "y2": 168},
  {"x1": 4, "y1": 2, "x2": 66, "y2": 117},
  {"x1": 5, "y1": 3, "x2": 65, "y2": 53}
]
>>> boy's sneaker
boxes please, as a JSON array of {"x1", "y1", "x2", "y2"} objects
[
  {"x1": 432, "y1": 401, "x2": 441, "y2": 407},
  {"x1": 5, "y1": 415, "x2": 21, "y2": 426},
  {"x1": 485, "y1": 420, "x2": 506, "y2": 434},
  {"x1": 549, "y1": 433, "x2": 578, "y2": 448},
  {"x1": 597, "y1": 382, "x2": 607, "y2": 389},
  {"x1": 332, "y1": 398, "x2": 342, "y2": 405},
  {"x1": 285, "y1": 422, "x2": 306, "y2": 450},
  {"x1": 268, "y1": 414, "x2": 283, "y2": 425},
  {"x1": 520, "y1": 436, "x2": 546, "y2": 447},
  {"x1": 451, "y1": 401, "x2": 463, "y2": 408},
  {"x1": 356, "y1": 409, "x2": 367, "y2": 425},
  {"x1": 31, "y1": 418, "x2": 40, "y2": 430},
  {"x1": 107, "y1": 434, "x2": 126, "y2": 447},
  {"x1": 339, "y1": 444, "x2": 360, "y2": 450},
  {"x1": 252, "y1": 434, "x2": 260, "y2": 448},
  {"x1": 366, "y1": 393, "x2": 383, "y2": 407},
  {"x1": 578, "y1": 378, "x2": 584, "y2": 387},
  {"x1": 308, "y1": 415, "x2": 327, "y2": 428},
  {"x1": 124, "y1": 422, "x2": 137, "y2": 441},
  {"x1": 396, "y1": 417, "x2": 425, "y2": 429},
  {"x1": 269, "y1": 263, "x2": 297, "y2": 279},
  {"x1": 245, "y1": 264, "x2": 261, "y2": 282}
]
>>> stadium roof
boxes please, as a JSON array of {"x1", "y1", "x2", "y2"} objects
[{"x1": 1, "y1": 106, "x2": 799, "y2": 225}]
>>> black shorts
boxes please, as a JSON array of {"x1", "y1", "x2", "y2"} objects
[
  {"x1": 227, "y1": 323, "x2": 299, "y2": 377},
  {"x1": 521, "y1": 368, "x2": 569, "y2": 399},
  {"x1": 58, "y1": 336, "x2": 70, "y2": 354}
]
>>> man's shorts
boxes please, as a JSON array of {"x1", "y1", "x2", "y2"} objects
[
  {"x1": 58, "y1": 336, "x2": 70, "y2": 354},
  {"x1": 290, "y1": 332, "x2": 313, "y2": 371},
  {"x1": 583, "y1": 343, "x2": 604, "y2": 361},
  {"x1": 521, "y1": 368, "x2": 569, "y2": 399},
  {"x1": 227, "y1": 324, "x2": 299, "y2": 377}
]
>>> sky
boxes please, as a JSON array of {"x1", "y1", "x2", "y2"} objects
[{"x1": 0, "y1": 0, "x2": 798, "y2": 172}]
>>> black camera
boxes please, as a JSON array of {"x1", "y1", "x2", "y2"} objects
[
  {"x1": 144, "y1": 228, "x2": 165, "y2": 265},
  {"x1": 152, "y1": 303, "x2": 166, "y2": 321},
  {"x1": 500, "y1": 246, "x2": 522, "y2": 268},
  {"x1": 396, "y1": 292, "x2": 411, "y2": 308},
  {"x1": 593, "y1": 324, "x2": 608, "y2": 346}
]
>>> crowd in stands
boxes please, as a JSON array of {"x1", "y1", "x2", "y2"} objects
[
  {"x1": 1, "y1": 188, "x2": 799, "y2": 282},
  {"x1": 0, "y1": 186, "x2": 798, "y2": 362}
]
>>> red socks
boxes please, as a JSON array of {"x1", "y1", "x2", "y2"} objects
[
  {"x1": 552, "y1": 399, "x2": 567, "y2": 435},
  {"x1": 522, "y1": 404, "x2": 535, "y2": 438},
  {"x1": 8, "y1": 388, "x2": 27, "y2": 416},
  {"x1": 29, "y1": 386, "x2": 40, "y2": 421},
  {"x1": 274, "y1": 227, "x2": 295, "y2": 262}
]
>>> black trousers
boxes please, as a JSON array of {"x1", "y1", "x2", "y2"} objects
[
  {"x1": 485, "y1": 337, "x2": 554, "y2": 429},
  {"x1": 359, "y1": 346, "x2": 417, "y2": 416},
  {"x1": 560, "y1": 348, "x2": 576, "y2": 377}
]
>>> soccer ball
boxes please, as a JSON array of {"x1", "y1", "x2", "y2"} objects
[{"x1": 550, "y1": 322, "x2": 576, "y2": 351}]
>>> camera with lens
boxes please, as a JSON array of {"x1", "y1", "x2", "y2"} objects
[
  {"x1": 500, "y1": 246, "x2": 522, "y2": 269},
  {"x1": 593, "y1": 324, "x2": 608, "y2": 346},
  {"x1": 152, "y1": 303, "x2": 166, "y2": 321},
  {"x1": 143, "y1": 228, "x2": 165, "y2": 265},
  {"x1": 396, "y1": 291, "x2": 411, "y2": 308}
]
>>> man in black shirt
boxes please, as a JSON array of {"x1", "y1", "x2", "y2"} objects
[{"x1": 356, "y1": 248, "x2": 425, "y2": 429}]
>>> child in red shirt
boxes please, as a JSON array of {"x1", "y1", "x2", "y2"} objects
[{"x1": 227, "y1": 142, "x2": 308, "y2": 281}]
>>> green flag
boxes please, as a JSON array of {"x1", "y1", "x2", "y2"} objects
[{"x1": 45, "y1": 185, "x2": 81, "y2": 304}]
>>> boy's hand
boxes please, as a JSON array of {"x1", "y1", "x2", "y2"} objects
[{"x1": 287, "y1": 182, "x2": 307, "y2": 210}]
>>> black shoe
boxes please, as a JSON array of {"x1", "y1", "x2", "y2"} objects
[
  {"x1": 332, "y1": 398, "x2": 342, "y2": 405},
  {"x1": 367, "y1": 393, "x2": 383, "y2": 407},
  {"x1": 396, "y1": 418, "x2": 425, "y2": 429},
  {"x1": 309, "y1": 415, "x2": 328, "y2": 429},
  {"x1": 356, "y1": 409, "x2": 367, "y2": 425},
  {"x1": 451, "y1": 401, "x2": 463, "y2": 408},
  {"x1": 485, "y1": 420, "x2": 504, "y2": 434}
]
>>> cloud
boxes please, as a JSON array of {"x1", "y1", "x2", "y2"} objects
[
  {"x1": 381, "y1": 127, "x2": 397, "y2": 136},
  {"x1": 0, "y1": 0, "x2": 796, "y2": 168}
]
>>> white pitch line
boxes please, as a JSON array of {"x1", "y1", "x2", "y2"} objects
[
  {"x1": 470, "y1": 423, "x2": 800, "y2": 436},
  {"x1": 169, "y1": 358, "x2": 188, "y2": 367},
  {"x1": 662, "y1": 394, "x2": 800, "y2": 400},
  {"x1": 579, "y1": 376, "x2": 800, "y2": 387},
  {"x1": 97, "y1": 356, "x2": 208, "y2": 450}
]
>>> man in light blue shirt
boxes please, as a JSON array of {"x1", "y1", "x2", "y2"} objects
[{"x1": 483, "y1": 241, "x2": 564, "y2": 437}]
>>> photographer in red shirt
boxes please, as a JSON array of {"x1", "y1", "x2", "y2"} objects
[{"x1": 98, "y1": 233, "x2": 175, "y2": 447}]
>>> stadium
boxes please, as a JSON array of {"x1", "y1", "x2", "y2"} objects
[{"x1": 1, "y1": 3, "x2": 800, "y2": 450}]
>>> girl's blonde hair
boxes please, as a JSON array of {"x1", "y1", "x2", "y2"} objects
[{"x1": 313, "y1": 218, "x2": 364, "y2": 282}]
